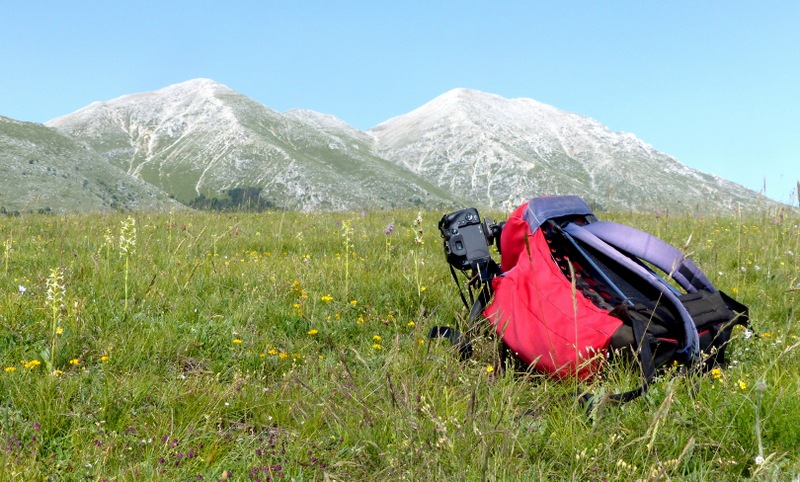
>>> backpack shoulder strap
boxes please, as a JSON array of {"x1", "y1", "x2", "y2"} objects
[
  {"x1": 522, "y1": 195, "x2": 595, "y2": 232},
  {"x1": 580, "y1": 221, "x2": 715, "y2": 294},
  {"x1": 562, "y1": 223, "x2": 701, "y2": 360}
]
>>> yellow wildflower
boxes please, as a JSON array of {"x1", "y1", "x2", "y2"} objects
[
  {"x1": 321, "y1": 295, "x2": 333, "y2": 302},
  {"x1": 407, "y1": 321, "x2": 416, "y2": 327},
  {"x1": 100, "y1": 355, "x2": 109, "y2": 362},
  {"x1": 738, "y1": 380, "x2": 747, "y2": 390},
  {"x1": 307, "y1": 329, "x2": 319, "y2": 336},
  {"x1": 486, "y1": 365, "x2": 494, "y2": 373},
  {"x1": 279, "y1": 352, "x2": 288, "y2": 360},
  {"x1": 373, "y1": 335, "x2": 382, "y2": 342},
  {"x1": 233, "y1": 339, "x2": 243, "y2": 344},
  {"x1": 69, "y1": 359, "x2": 80, "y2": 366},
  {"x1": 372, "y1": 344, "x2": 382, "y2": 350},
  {"x1": 268, "y1": 348, "x2": 278, "y2": 356},
  {"x1": 56, "y1": 327, "x2": 64, "y2": 335},
  {"x1": 349, "y1": 300, "x2": 358, "y2": 306},
  {"x1": 710, "y1": 368, "x2": 722, "y2": 380},
  {"x1": 4, "y1": 366, "x2": 16, "y2": 373}
]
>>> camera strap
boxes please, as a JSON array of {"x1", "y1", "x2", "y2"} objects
[
  {"x1": 449, "y1": 264, "x2": 473, "y2": 311},
  {"x1": 432, "y1": 260, "x2": 500, "y2": 361}
]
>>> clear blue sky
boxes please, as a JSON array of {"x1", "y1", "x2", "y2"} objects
[{"x1": 2, "y1": 1, "x2": 798, "y2": 204}]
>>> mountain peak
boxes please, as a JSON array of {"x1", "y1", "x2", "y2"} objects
[
  {"x1": 157, "y1": 78, "x2": 232, "y2": 95},
  {"x1": 438, "y1": 87, "x2": 502, "y2": 102},
  {"x1": 434, "y1": 88, "x2": 552, "y2": 111},
  {"x1": 47, "y1": 77, "x2": 246, "y2": 131}
]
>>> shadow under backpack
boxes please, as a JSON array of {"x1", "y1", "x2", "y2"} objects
[{"x1": 441, "y1": 195, "x2": 749, "y2": 403}]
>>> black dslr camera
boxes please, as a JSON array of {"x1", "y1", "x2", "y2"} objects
[{"x1": 438, "y1": 208, "x2": 502, "y2": 273}]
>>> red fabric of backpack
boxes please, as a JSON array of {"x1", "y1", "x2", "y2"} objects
[{"x1": 484, "y1": 200, "x2": 622, "y2": 379}]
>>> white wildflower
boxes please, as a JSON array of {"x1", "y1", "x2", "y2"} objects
[
  {"x1": 46, "y1": 267, "x2": 66, "y2": 311},
  {"x1": 119, "y1": 216, "x2": 137, "y2": 256}
]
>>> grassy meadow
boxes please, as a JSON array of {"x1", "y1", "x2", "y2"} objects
[{"x1": 0, "y1": 206, "x2": 799, "y2": 481}]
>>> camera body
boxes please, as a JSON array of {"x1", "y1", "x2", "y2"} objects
[{"x1": 438, "y1": 208, "x2": 502, "y2": 272}]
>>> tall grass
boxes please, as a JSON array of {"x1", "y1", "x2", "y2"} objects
[{"x1": 0, "y1": 207, "x2": 798, "y2": 480}]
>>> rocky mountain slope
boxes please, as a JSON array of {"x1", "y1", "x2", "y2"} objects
[
  {"x1": 369, "y1": 88, "x2": 767, "y2": 212},
  {"x1": 0, "y1": 79, "x2": 778, "y2": 214},
  {"x1": 46, "y1": 79, "x2": 460, "y2": 211},
  {"x1": 0, "y1": 116, "x2": 179, "y2": 214}
]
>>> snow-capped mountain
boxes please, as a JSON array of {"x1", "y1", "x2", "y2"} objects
[
  {"x1": 6, "y1": 78, "x2": 774, "y2": 214},
  {"x1": 46, "y1": 79, "x2": 459, "y2": 211},
  {"x1": 369, "y1": 88, "x2": 765, "y2": 212}
]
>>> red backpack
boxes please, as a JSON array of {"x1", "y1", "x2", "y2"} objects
[{"x1": 438, "y1": 196, "x2": 749, "y2": 402}]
